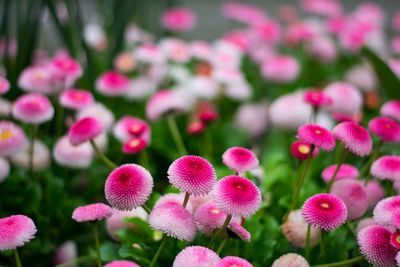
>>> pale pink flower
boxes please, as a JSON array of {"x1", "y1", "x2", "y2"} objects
[
  {"x1": 72, "y1": 203, "x2": 112, "y2": 222},
  {"x1": 161, "y1": 8, "x2": 197, "y2": 32},
  {"x1": 261, "y1": 55, "x2": 300, "y2": 83},
  {"x1": 324, "y1": 82, "x2": 362, "y2": 115},
  {"x1": 53, "y1": 136, "x2": 93, "y2": 169},
  {"x1": 59, "y1": 89, "x2": 94, "y2": 110},
  {"x1": 96, "y1": 71, "x2": 130, "y2": 97},
  {"x1": 332, "y1": 121, "x2": 372, "y2": 157},
  {"x1": 12, "y1": 93, "x2": 54, "y2": 124},
  {"x1": 0, "y1": 121, "x2": 27, "y2": 156},
  {"x1": 173, "y1": 246, "x2": 221, "y2": 267},
  {"x1": 0, "y1": 77, "x2": 10, "y2": 95}
]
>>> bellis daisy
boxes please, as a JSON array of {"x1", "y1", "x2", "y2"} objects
[
  {"x1": 173, "y1": 246, "x2": 221, "y2": 267},
  {"x1": 72, "y1": 203, "x2": 113, "y2": 222},
  {"x1": 222, "y1": 147, "x2": 259, "y2": 173},
  {"x1": 0, "y1": 214, "x2": 37, "y2": 251},
  {"x1": 297, "y1": 123, "x2": 336, "y2": 151},
  {"x1": 332, "y1": 121, "x2": 372, "y2": 157}
]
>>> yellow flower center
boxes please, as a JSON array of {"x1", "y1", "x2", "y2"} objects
[
  {"x1": 320, "y1": 202, "x2": 330, "y2": 209},
  {"x1": 128, "y1": 139, "x2": 140, "y2": 148},
  {"x1": 298, "y1": 144, "x2": 310, "y2": 154},
  {"x1": 0, "y1": 129, "x2": 13, "y2": 141},
  {"x1": 211, "y1": 208, "x2": 220, "y2": 215}
]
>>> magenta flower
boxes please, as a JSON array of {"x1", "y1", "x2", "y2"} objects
[
  {"x1": 96, "y1": 71, "x2": 130, "y2": 97},
  {"x1": 222, "y1": 147, "x2": 259, "y2": 173},
  {"x1": 216, "y1": 256, "x2": 253, "y2": 267},
  {"x1": 390, "y1": 231, "x2": 400, "y2": 249},
  {"x1": 321, "y1": 164, "x2": 359, "y2": 183},
  {"x1": 103, "y1": 260, "x2": 140, "y2": 267},
  {"x1": 301, "y1": 193, "x2": 347, "y2": 231},
  {"x1": 297, "y1": 123, "x2": 336, "y2": 151},
  {"x1": 358, "y1": 225, "x2": 398, "y2": 267},
  {"x1": 112, "y1": 116, "x2": 151, "y2": 144},
  {"x1": 161, "y1": 8, "x2": 197, "y2": 32},
  {"x1": 373, "y1": 196, "x2": 400, "y2": 228},
  {"x1": 368, "y1": 117, "x2": 400, "y2": 143},
  {"x1": 393, "y1": 212, "x2": 400, "y2": 230},
  {"x1": 364, "y1": 180, "x2": 385, "y2": 209},
  {"x1": 330, "y1": 179, "x2": 368, "y2": 220},
  {"x1": 53, "y1": 136, "x2": 93, "y2": 169},
  {"x1": 105, "y1": 164, "x2": 153, "y2": 210},
  {"x1": 12, "y1": 93, "x2": 54, "y2": 124},
  {"x1": 148, "y1": 203, "x2": 196, "y2": 241},
  {"x1": 168, "y1": 155, "x2": 217, "y2": 196},
  {"x1": 0, "y1": 121, "x2": 27, "y2": 156},
  {"x1": 212, "y1": 175, "x2": 261, "y2": 217},
  {"x1": 68, "y1": 117, "x2": 103, "y2": 145},
  {"x1": 303, "y1": 89, "x2": 332, "y2": 107},
  {"x1": 194, "y1": 201, "x2": 229, "y2": 235},
  {"x1": 332, "y1": 121, "x2": 372, "y2": 157},
  {"x1": 72, "y1": 203, "x2": 112, "y2": 222},
  {"x1": 228, "y1": 221, "x2": 251, "y2": 242},
  {"x1": 381, "y1": 100, "x2": 400, "y2": 121},
  {"x1": 371, "y1": 155, "x2": 400, "y2": 181},
  {"x1": 59, "y1": 89, "x2": 94, "y2": 110},
  {"x1": 290, "y1": 140, "x2": 319, "y2": 160},
  {"x1": 50, "y1": 55, "x2": 83, "y2": 87},
  {"x1": 122, "y1": 138, "x2": 147, "y2": 154},
  {"x1": 173, "y1": 246, "x2": 221, "y2": 267},
  {"x1": 0, "y1": 77, "x2": 10, "y2": 95},
  {"x1": 0, "y1": 215, "x2": 37, "y2": 251}
]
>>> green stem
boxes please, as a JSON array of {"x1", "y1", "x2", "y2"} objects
[
  {"x1": 140, "y1": 149, "x2": 150, "y2": 170},
  {"x1": 326, "y1": 149, "x2": 348, "y2": 192},
  {"x1": 54, "y1": 255, "x2": 96, "y2": 267},
  {"x1": 346, "y1": 222, "x2": 356, "y2": 237},
  {"x1": 29, "y1": 124, "x2": 38, "y2": 179},
  {"x1": 319, "y1": 231, "x2": 326, "y2": 259},
  {"x1": 149, "y1": 235, "x2": 168, "y2": 267},
  {"x1": 311, "y1": 256, "x2": 364, "y2": 267},
  {"x1": 89, "y1": 139, "x2": 117, "y2": 169},
  {"x1": 216, "y1": 238, "x2": 228, "y2": 254},
  {"x1": 166, "y1": 114, "x2": 187, "y2": 156},
  {"x1": 93, "y1": 223, "x2": 102, "y2": 267},
  {"x1": 13, "y1": 249, "x2": 22, "y2": 267},
  {"x1": 283, "y1": 160, "x2": 303, "y2": 221},
  {"x1": 182, "y1": 192, "x2": 190, "y2": 208},
  {"x1": 208, "y1": 215, "x2": 232, "y2": 248},
  {"x1": 142, "y1": 203, "x2": 152, "y2": 214},
  {"x1": 55, "y1": 101, "x2": 64, "y2": 137},
  {"x1": 305, "y1": 224, "x2": 311, "y2": 260}
]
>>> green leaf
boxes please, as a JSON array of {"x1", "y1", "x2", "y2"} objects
[{"x1": 361, "y1": 46, "x2": 400, "y2": 99}]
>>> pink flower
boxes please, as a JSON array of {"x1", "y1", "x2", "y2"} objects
[
  {"x1": 53, "y1": 241, "x2": 77, "y2": 265},
  {"x1": 356, "y1": 218, "x2": 376, "y2": 234},
  {"x1": 222, "y1": 147, "x2": 259, "y2": 173},
  {"x1": 68, "y1": 117, "x2": 103, "y2": 145},
  {"x1": 381, "y1": 100, "x2": 400, "y2": 121},
  {"x1": 330, "y1": 179, "x2": 368, "y2": 220},
  {"x1": 250, "y1": 19, "x2": 281, "y2": 44},
  {"x1": 154, "y1": 193, "x2": 194, "y2": 213},
  {"x1": 105, "y1": 164, "x2": 153, "y2": 210},
  {"x1": 324, "y1": 82, "x2": 362, "y2": 115},
  {"x1": 371, "y1": 155, "x2": 400, "y2": 181},
  {"x1": 373, "y1": 196, "x2": 400, "y2": 228},
  {"x1": 146, "y1": 90, "x2": 193, "y2": 121},
  {"x1": 96, "y1": 71, "x2": 129, "y2": 97},
  {"x1": 358, "y1": 225, "x2": 398, "y2": 267},
  {"x1": 160, "y1": 38, "x2": 191, "y2": 63},
  {"x1": 0, "y1": 121, "x2": 27, "y2": 156},
  {"x1": 297, "y1": 124, "x2": 336, "y2": 151},
  {"x1": 186, "y1": 121, "x2": 206, "y2": 136},
  {"x1": 212, "y1": 175, "x2": 261, "y2": 218},
  {"x1": 234, "y1": 101, "x2": 269, "y2": 138},
  {"x1": 112, "y1": 116, "x2": 151, "y2": 144},
  {"x1": 390, "y1": 231, "x2": 400, "y2": 249},
  {"x1": 393, "y1": 12, "x2": 400, "y2": 31},
  {"x1": 271, "y1": 253, "x2": 310, "y2": 267},
  {"x1": 285, "y1": 22, "x2": 317, "y2": 47},
  {"x1": 72, "y1": 203, "x2": 112, "y2": 222},
  {"x1": 18, "y1": 66, "x2": 53, "y2": 94},
  {"x1": 307, "y1": 35, "x2": 337, "y2": 63},
  {"x1": 364, "y1": 180, "x2": 385, "y2": 209},
  {"x1": 261, "y1": 55, "x2": 300, "y2": 83},
  {"x1": 53, "y1": 136, "x2": 93, "y2": 169},
  {"x1": 104, "y1": 260, "x2": 140, "y2": 267},
  {"x1": 12, "y1": 93, "x2": 54, "y2": 124},
  {"x1": 77, "y1": 103, "x2": 115, "y2": 131},
  {"x1": 173, "y1": 246, "x2": 221, "y2": 267},
  {"x1": 114, "y1": 52, "x2": 136, "y2": 73},
  {"x1": 0, "y1": 215, "x2": 37, "y2": 251},
  {"x1": 59, "y1": 89, "x2": 94, "y2": 110},
  {"x1": 50, "y1": 55, "x2": 83, "y2": 87},
  {"x1": 392, "y1": 212, "x2": 400, "y2": 229},
  {"x1": 194, "y1": 201, "x2": 231, "y2": 235},
  {"x1": 303, "y1": 89, "x2": 332, "y2": 107},
  {"x1": 227, "y1": 221, "x2": 251, "y2": 242},
  {"x1": 122, "y1": 138, "x2": 147, "y2": 154},
  {"x1": 0, "y1": 77, "x2": 10, "y2": 95},
  {"x1": 221, "y1": 2, "x2": 266, "y2": 25},
  {"x1": 301, "y1": 193, "x2": 347, "y2": 231},
  {"x1": 332, "y1": 121, "x2": 372, "y2": 157},
  {"x1": 301, "y1": 0, "x2": 342, "y2": 17},
  {"x1": 216, "y1": 256, "x2": 253, "y2": 267},
  {"x1": 368, "y1": 117, "x2": 400, "y2": 143},
  {"x1": 161, "y1": 8, "x2": 197, "y2": 32},
  {"x1": 168, "y1": 155, "x2": 217, "y2": 196},
  {"x1": 148, "y1": 203, "x2": 196, "y2": 241},
  {"x1": 321, "y1": 164, "x2": 358, "y2": 183}
]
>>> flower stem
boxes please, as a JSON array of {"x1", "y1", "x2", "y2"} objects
[
  {"x1": 93, "y1": 223, "x2": 102, "y2": 267},
  {"x1": 29, "y1": 124, "x2": 38, "y2": 179},
  {"x1": 208, "y1": 215, "x2": 232, "y2": 248},
  {"x1": 13, "y1": 249, "x2": 22, "y2": 267},
  {"x1": 166, "y1": 114, "x2": 187, "y2": 156},
  {"x1": 305, "y1": 224, "x2": 311, "y2": 260},
  {"x1": 319, "y1": 231, "x2": 326, "y2": 259},
  {"x1": 326, "y1": 149, "x2": 348, "y2": 192},
  {"x1": 311, "y1": 256, "x2": 364, "y2": 267},
  {"x1": 89, "y1": 139, "x2": 117, "y2": 169},
  {"x1": 182, "y1": 192, "x2": 190, "y2": 208},
  {"x1": 142, "y1": 203, "x2": 152, "y2": 214},
  {"x1": 217, "y1": 238, "x2": 228, "y2": 254},
  {"x1": 55, "y1": 101, "x2": 64, "y2": 137},
  {"x1": 139, "y1": 149, "x2": 150, "y2": 170},
  {"x1": 149, "y1": 235, "x2": 168, "y2": 267}
]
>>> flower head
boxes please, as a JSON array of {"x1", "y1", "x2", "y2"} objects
[
  {"x1": 297, "y1": 123, "x2": 336, "y2": 151},
  {"x1": 105, "y1": 164, "x2": 153, "y2": 210},
  {"x1": 59, "y1": 89, "x2": 94, "y2": 110},
  {"x1": 50, "y1": 55, "x2": 82, "y2": 87},
  {"x1": 122, "y1": 138, "x2": 147, "y2": 154},
  {"x1": 222, "y1": 147, "x2": 259, "y2": 173},
  {"x1": 227, "y1": 221, "x2": 251, "y2": 242},
  {"x1": 146, "y1": 90, "x2": 193, "y2": 121},
  {"x1": 96, "y1": 71, "x2": 130, "y2": 97},
  {"x1": 53, "y1": 241, "x2": 78, "y2": 265},
  {"x1": 149, "y1": 203, "x2": 196, "y2": 241},
  {"x1": 53, "y1": 136, "x2": 93, "y2": 169},
  {"x1": 358, "y1": 225, "x2": 398, "y2": 267},
  {"x1": 12, "y1": 93, "x2": 54, "y2": 124},
  {"x1": 72, "y1": 203, "x2": 112, "y2": 222},
  {"x1": 68, "y1": 117, "x2": 103, "y2": 145},
  {"x1": 194, "y1": 201, "x2": 229, "y2": 235},
  {"x1": 368, "y1": 117, "x2": 400, "y2": 143},
  {"x1": 332, "y1": 121, "x2": 372, "y2": 156},
  {"x1": 321, "y1": 164, "x2": 359, "y2": 183},
  {"x1": 390, "y1": 231, "x2": 400, "y2": 249},
  {"x1": 212, "y1": 175, "x2": 261, "y2": 217},
  {"x1": 381, "y1": 100, "x2": 400, "y2": 121},
  {"x1": 301, "y1": 193, "x2": 347, "y2": 231},
  {"x1": 303, "y1": 89, "x2": 332, "y2": 107},
  {"x1": 261, "y1": 55, "x2": 299, "y2": 83},
  {"x1": 173, "y1": 246, "x2": 221, "y2": 267},
  {"x1": 113, "y1": 116, "x2": 151, "y2": 144},
  {"x1": 77, "y1": 103, "x2": 115, "y2": 131},
  {"x1": 324, "y1": 82, "x2": 362, "y2": 115},
  {"x1": 271, "y1": 253, "x2": 310, "y2": 267},
  {"x1": 161, "y1": 8, "x2": 197, "y2": 32},
  {"x1": 18, "y1": 66, "x2": 53, "y2": 94},
  {"x1": 11, "y1": 139, "x2": 50, "y2": 171},
  {"x1": 168, "y1": 155, "x2": 217, "y2": 196},
  {"x1": 373, "y1": 196, "x2": 400, "y2": 228},
  {"x1": 291, "y1": 140, "x2": 319, "y2": 160},
  {"x1": 0, "y1": 121, "x2": 27, "y2": 156},
  {"x1": 216, "y1": 256, "x2": 253, "y2": 267},
  {"x1": 371, "y1": 155, "x2": 400, "y2": 181},
  {"x1": 0, "y1": 215, "x2": 37, "y2": 251},
  {"x1": 104, "y1": 260, "x2": 140, "y2": 267}
]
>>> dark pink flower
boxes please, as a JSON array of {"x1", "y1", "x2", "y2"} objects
[
  {"x1": 216, "y1": 256, "x2": 253, "y2": 267},
  {"x1": 332, "y1": 121, "x2": 372, "y2": 157},
  {"x1": 168, "y1": 155, "x2": 217, "y2": 196},
  {"x1": 50, "y1": 55, "x2": 83, "y2": 87},
  {"x1": 122, "y1": 138, "x2": 147, "y2": 154},
  {"x1": 368, "y1": 117, "x2": 400, "y2": 143},
  {"x1": 212, "y1": 175, "x2": 261, "y2": 217},
  {"x1": 297, "y1": 123, "x2": 336, "y2": 151},
  {"x1": 222, "y1": 147, "x2": 259, "y2": 173},
  {"x1": 291, "y1": 140, "x2": 319, "y2": 160},
  {"x1": 173, "y1": 246, "x2": 221, "y2": 267},
  {"x1": 321, "y1": 164, "x2": 359, "y2": 183},
  {"x1": 371, "y1": 155, "x2": 400, "y2": 181},
  {"x1": 303, "y1": 89, "x2": 332, "y2": 107},
  {"x1": 96, "y1": 71, "x2": 129, "y2": 97},
  {"x1": 358, "y1": 225, "x2": 398, "y2": 267},
  {"x1": 12, "y1": 93, "x2": 54, "y2": 124},
  {"x1": 381, "y1": 100, "x2": 400, "y2": 121},
  {"x1": 72, "y1": 203, "x2": 112, "y2": 222},
  {"x1": 392, "y1": 212, "x2": 400, "y2": 229},
  {"x1": 68, "y1": 117, "x2": 103, "y2": 145},
  {"x1": 113, "y1": 116, "x2": 151, "y2": 144},
  {"x1": 105, "y1": 164, "x2": 153, "y2": 210},
  {"x1": 161, "y1": 8, "x2": 197, "y2": 32},
  {"x1": 301, "y1": 193, "x2": 347, "y2": 231},
  {"x1": 0, "y1": 215, "x2": 37, "y2": 251},
  {"x1": 59, "y1": 89, "x2": 94, "y2": 110}
]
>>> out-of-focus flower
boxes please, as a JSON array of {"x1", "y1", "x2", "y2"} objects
[
  {"x1": 106, "y1": 207, "x2": 147, "y2": 241},
  {"x1": 0, "y1": 121, "x2": 27, "y2": 156},
  {"x1": 160, "y1": 38, "x2": 191, "y2": 63},
  {"x1": 0, "y1": 157, "x2": 10, "y2": 182},
  {"x1": 369, "y1": 117, "x2": 400, "y2": 143},
  {"x1": 250, "y1": 19, "x2": 281, "y2": 45},
  {"x1": 381, "y1": 100, "x2": 400, "y2": 121},
  {"x1": 161, "y1": 8, "x2": 197, "y2": 32},
  {"x1": 114, "y1": 52, "x2": 136, "y2": 73},
  {"x1": 0, "y1": 77, "x2": 10, "y2": 95},
  {"x1": 53, "y1": 136, "x2": 93, "y2": 169},
  {"x1": 364, "y1": 180, "x2": 385, "y2": 209},
  {"x1": 373, "y1": 196, "x2": 400, "y2": 228},
  {"x1": 11, "y1": 139, "x2": 50, "y2": 171},
  {"x1": 324, "y1": 82, "x2": 362, "y2": 115},
  {"x1": 297, "y1": 123, "x2": 336, "y2": 151},
  {"x1": 345, "y1": 65, "x2": 377, "y2": 92},
  {"x1": 18, "y1": 66, "x2": 53, "y2": 94},
  {"x1": 125, "y1": 77, "x2": 156, "y2": 100},
  {"x1": 221, "y1": 2, "x2": 266, "y2": 25},
  {"x1": 113, "y1": 116, "x2": 151, "y2": 145},
  {"x1": 303, "y1": 89, "x2": 332, "y2": 107},
  {"x1": 261, "y1": 55, "x2": 299, "y2": 83},
  {"x1": 77, "y1": 103, "x2": 115, "y2": 131},
  {"x1": 356, "y1": 218, "x2": 376, "y2": 233},
  {"x1": 271, "y1": 253, "x2": 310, "y2": 267},
  {"x1": 371, "y1": 155, "x2": 400, "y2": 181},
  {"x1": 285, "y1": 22, "x2": 317, "y2": 46},
  {"x1": 50, "y1": 54, "x2": 82, "y2": 88},
  {"x1": 0, "y1": 98, "x2": 12, "y2": 117},
  {"x1": 135, "y1": 44, "x2": 165, "y2": 64},
  {"x1": 321, "y1": 164, "x2": 358, "y2": 183},
  {"x1": 186, "y1": 76, "x2": 219, "y2": 100},
  {"x1": 301, "y1": 0, "x2": 342, "y2": 17},
  {"x1": 0, "y1": 214, "x2": 37, "y2": 251},
  {"x1": 154, "y1": 193, "x2": 194, "y2": 213},
  {"x1": 68, "y1": 117, "x2": 103, "y2": 145},
  {"x1": 84, "y1": 23, "x2": 107, "y2": 51},
  {"x1": 96, "y1": 71, "x2": 130, "y2": 97},
  {"x1": 72, "y1": 203, "x2": 112, "y2": 222},
  {"x1": 332, "y1": 121, "x2": 372, "y2": 157},
  {"x1": 234, "y1": 101, "x2": 269, "y2": 138},
  {"x1": 59, "y1": 89, "x2": 94, "y2": 110},
  {"x1": 186, "y1": 121, "x2": 206, "y2": 136},
  {"x1": 173, "y1": 246, "x2": 221, "y2": 267},
  {"x1": 122, "y1": 138, "x2": 147, "y2": 154},
  {"x1": 53, "y1": 241, "x2": 78, "y2": 266},
  {"x1": 12, "y1": 93, "x2": 54, "y2": 124},
  {"x1": 307, "y1": 35, "x2": 337, "y2": 63}
]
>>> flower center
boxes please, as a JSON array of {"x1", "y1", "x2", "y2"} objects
[
  {"x1": 320, "y1": 202, "x2": 330, "y2": 209},
  {"x1": 298, "y1": 144, "x2": 310, "y2": 154},
  {"x1": 0, "y1": 129, "x2": 13, "y2": 141},
  {"x1": 211, "y1": 208, "x2": 220, "y2": 215},
  {"x1": 315, "y1": 129, "x2": 322, "y2": 135},
  {"x1": 72, "y1": 92, "x2": 85, "y2": 102},
  {"x1": 230, "y1": 265, "x2": 240, "y2": 267},
  {"x1": 128, "y1": 139, "x2": 141, "y2": 148}
]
